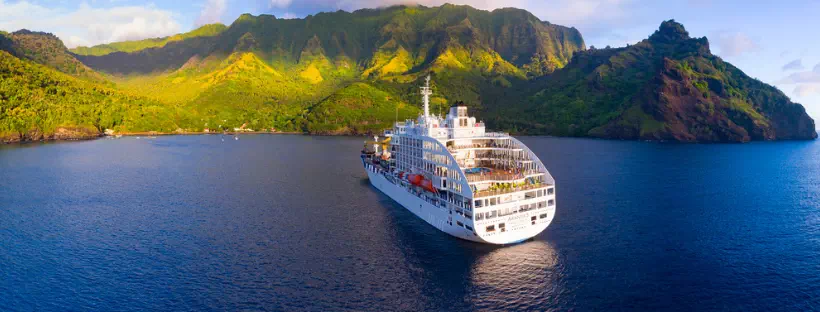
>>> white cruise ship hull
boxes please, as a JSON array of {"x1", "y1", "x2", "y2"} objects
[{"x1": 365, "y1": 163, "x2": 554, "y2": 245}]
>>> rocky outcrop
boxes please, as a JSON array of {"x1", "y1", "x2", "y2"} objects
[
  {"x1": 2, "y1": 127, "x2": 101, "y2": 144},
  {"x1": 524, "y1": 20, "x2": 816, "y2": 142}
]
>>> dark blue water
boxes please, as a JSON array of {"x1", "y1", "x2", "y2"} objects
[{"x1": 1, "y1": 135, "x2": 819, "y2": 311}]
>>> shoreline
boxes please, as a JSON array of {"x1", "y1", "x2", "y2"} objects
[
  {"x1": 3, "y1": 130, "x2": 818, "y2": 145},
  {"x1": 1, "y1": 130, "x2": 308, "y2": 144},
  {"x1": 115, "y1": 131, "x2": 306, "y2": 137}
]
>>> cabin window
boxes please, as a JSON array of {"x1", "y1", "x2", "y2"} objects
[
  {"x1": 537, "y1": 201, "x2": 545, "y2": 209},
  {"x1": 548, "y1": 188, "x2": 554, "y2": 195},
  {"x1": 499, "y1": 223, "x2": 506, "y2": 232},
  {"x1": 486, "y1": 210, "x2": 497, "y2": 219},
  {"x1": 465, "y1": 225, "x2": 473, "y2": 231},
  {"x1": 525, "y1": 191, "x2": 536, "y2": 199},
  {"x1": 548, "y1": 200, "x2": 555, "y2": 206},
  {"x1": 537, "y1": 189, "x2": 543, "y2": 197},
  {"x1": 474, "y1": 199, "x2": 482, "y2": 208},
  {"x1": 486, "y1": 225, "x2": 495, "y2": 232},
  {"x1": 457, "y1": 221, "x2": 463, "y2": 227},
  {"x1": 540, "y1": 213, "x2": 548, "y2": 219},
  {"x1": 490, "y1": 197, "x2": 497, "y2": 205},
  {"x1": 475, "y1": 213, "x2": 484, "y2": 221}
]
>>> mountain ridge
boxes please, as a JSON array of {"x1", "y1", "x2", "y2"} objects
[
  {"x1": 69, "y1": 23, "x2": 228, "y2": 56},
  {"x1": 492, "y1": 20, "x2": 816, "y2": 142},
  {"x1": 0, "y1": 6, "x2": 815, "y2": 143}
]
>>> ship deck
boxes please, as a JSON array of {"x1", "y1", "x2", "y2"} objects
[{"x1": 472, "y1": 182, "x2": 552, "y2": 198}]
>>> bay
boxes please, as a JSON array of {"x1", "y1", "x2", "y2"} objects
[{"x1": 1, "y1": 135, "x2": 819, "y2": 311}]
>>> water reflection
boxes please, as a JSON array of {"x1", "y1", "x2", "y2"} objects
[
  {"x1": 367, "y1": 173, "x2": 565, "y2": 310},
  {"x1": 468, "y1": 240, "x2": 562, "y2": 310}
]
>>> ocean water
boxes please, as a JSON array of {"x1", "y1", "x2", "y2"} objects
[{"x1": 1, "y1": 135, "x2": 818, "y2": 311}]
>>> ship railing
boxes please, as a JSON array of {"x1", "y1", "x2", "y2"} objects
[
  {"x1": 473, "y1": 183, "x2": 549, "y2": 198},
  {"x1": 465, "y1": 170, "x2": 539, "y2": 183},
  {"x1": 447, "y1": 143, "x2": 520, "y2": 152}
]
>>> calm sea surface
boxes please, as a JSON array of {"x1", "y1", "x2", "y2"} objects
[{"x1": 1, "y1": 135, "x2": 819, "y2": 311}]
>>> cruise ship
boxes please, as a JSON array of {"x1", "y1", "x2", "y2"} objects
[{"x1": 361, "y1": 76, "x2": 556, "y2": 245}]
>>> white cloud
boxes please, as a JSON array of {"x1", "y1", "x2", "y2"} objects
[
  {"x1": 712, "y1": 31, "x2": 759, "y2": 58},
  {"x1": 196, "y1": 0, "x2": 227, "y2": 26},
  {"x1": 271, "y1": 0, "x2": 294, "y2": 9},
  {"x1": 0, "y1": 1, "x2": 181, "y2": 48},
  {"x1": 778, "y1": 71, "x2": 820, "y2": 85},
  {"x1": 281, "y1": 12, "x2": 299, "y2": 19},
  {"x1": 794, "y1": 84, "x2": 820, "y2": 97},
  {"x1": 782, "y1": 59, "x2": 804, "y2": 71},
  {"x1": 777, "y1": 63, "x2": 820, "y2": 97}
]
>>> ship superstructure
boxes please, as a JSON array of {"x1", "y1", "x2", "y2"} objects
[{"x1": 361, "y1": 76, "x2": 555, "y2": 244}]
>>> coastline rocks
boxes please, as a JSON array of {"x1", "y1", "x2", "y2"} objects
[{"x1": 1, "y1": 127, "x2": 101, "y2": 144}]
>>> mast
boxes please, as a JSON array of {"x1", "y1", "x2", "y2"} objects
[{"x1": 421, "y1": 75, "x2": 432, "y2": 119}]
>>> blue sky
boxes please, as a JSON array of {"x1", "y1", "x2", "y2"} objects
[{"x1": 1, "y1": 0, "x2": 818, "y2": 125}]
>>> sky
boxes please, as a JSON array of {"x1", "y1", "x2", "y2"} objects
[{"x1": 1, "y1": 0, "x2": 819, "y2": 125}]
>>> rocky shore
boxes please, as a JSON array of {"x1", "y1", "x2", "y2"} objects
[{"x1": 1, "y1": 127, "x2": 101, "y2": 144}]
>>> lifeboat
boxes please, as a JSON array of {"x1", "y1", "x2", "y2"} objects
[
  {"x1": 407, "y1": 174, "x2": 423, "y2": 184},
  {"x1": 406, "y1": 174, "x2": 437, "y2": 194}
]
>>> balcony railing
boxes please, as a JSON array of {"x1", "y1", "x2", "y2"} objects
[
  {"x1": 473, "y1": 182, "x2": 549, "y2": 198},
  {"x1": 465, "y1": 170, "x2": 539, "y2": 183},
  {"x1": 447, "y1": 142, "x2": 521, "y2": 153}
]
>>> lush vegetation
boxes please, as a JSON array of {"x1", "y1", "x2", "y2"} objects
[
  {"x1": 1, "y1": 30, "x2": 106, "y2": 82},
  {"x1": 1, "y1": 8, "x2": 814, "y2": 143},
  {"x1": 306, "y1": 82, "x2": 419, "y2": 134},
  {"x1": 0, "y1": 50, "x2": 182, "y2": 142},
  {"x1": 67, "y1": 5, "x2": 583, "y2": 137},
  {"x1": 70, "y1": 24, "x2": 227, "y2": 56},
  {"x1": 490, "y1": 20, "x2": 816, "y2": 142}
]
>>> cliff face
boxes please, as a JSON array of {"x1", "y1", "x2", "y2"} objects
[
  {"x1": 74, "y1": 5, "x2": 584, "y2": 77},
  {"x1": 62, "y1": 5, "x2": 587, "y2": 136},
  {"x1": 513, "y1": 20, "x2": 816, "y2": 142}
]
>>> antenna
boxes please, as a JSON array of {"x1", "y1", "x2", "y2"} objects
[{"x1": 420, "y1": 75, "x2": 432, "y2": 119}]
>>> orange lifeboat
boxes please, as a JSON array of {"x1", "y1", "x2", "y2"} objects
[
  {"x1": 407, "y1": 174, "x2": 422, "y2": 184},
  {"x1": 407, "y1": 174, "x2": 437, "y2": 194},
  {"x1": 419, "y1": 179, "x2": 437, "y2": 194}
]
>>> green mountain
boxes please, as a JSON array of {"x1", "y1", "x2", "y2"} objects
[
  {"x1": 70, "y1": 23, "x2": 227, "y2": 56},
  {"x1": 0, "y1": 6, "x2": 815, "y2": 143},
  {"x1": 305, "y1": 82, "x2": 420, "y2": 134},
  {"x1": 72, "y1": 4, "x2": 584, "y2": 134},
  {"x1": 0, "y1": 30, "x2": 106, "y2": 82},
  {"x1": 76, "y1": 6, "x2": 583, "y2": 75},
  {"x1": 493, "y1": 20, "x2": 816, "y2": 142},
  {"x1": 0, "y1": 50, "x2": 185, "y2": 143}
]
